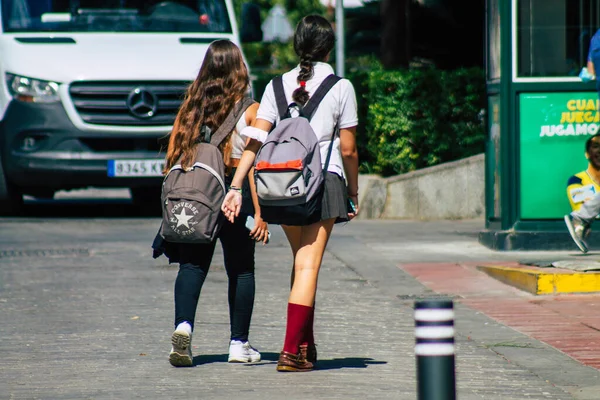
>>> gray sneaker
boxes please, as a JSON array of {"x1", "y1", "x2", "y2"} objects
[
  {"x1": 169, "y1": 329, "x2": 193, "y2": 367},
  {"x1": 564, "y1": 214, "x2": 590, "y2": 253}
]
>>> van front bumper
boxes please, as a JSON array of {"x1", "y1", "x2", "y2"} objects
[{"x1": 0, "y1": 100, "x2": 167, "y2": 194}]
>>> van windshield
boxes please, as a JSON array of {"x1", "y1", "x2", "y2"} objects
[{"x1": 1, "y1": 0, "x2": 232, "y2": 33}]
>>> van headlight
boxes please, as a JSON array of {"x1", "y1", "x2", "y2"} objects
[{"x1": 6, "y1": 73, "x2": 60, "y2": 103}]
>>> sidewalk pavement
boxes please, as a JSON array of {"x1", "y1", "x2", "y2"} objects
[{"x1": 1, "y1": 217, "x2": 599, "y2": 399}]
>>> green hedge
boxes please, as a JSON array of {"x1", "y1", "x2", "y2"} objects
[{"x1": 362, "y1": 65, "x2": 486, "y2": 176}]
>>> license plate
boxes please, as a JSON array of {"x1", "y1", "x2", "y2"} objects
[{"x1": 107, "y1": 159, "x2": 165, "y2": 177}]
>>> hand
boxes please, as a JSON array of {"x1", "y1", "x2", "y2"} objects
[
  {"x1": 221, "y1": 190, "x2": 242, "y2": 223},
  {"x1": 348, "y1": 195, "x2": 359, "y2": 221},
  {"x1": 249, "y1": 214, "x2": 269, "y2": 245}
]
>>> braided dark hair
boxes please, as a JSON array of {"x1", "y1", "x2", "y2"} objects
[{"x1": 292, "y1": 15, "x2": 335, "y2": 106}]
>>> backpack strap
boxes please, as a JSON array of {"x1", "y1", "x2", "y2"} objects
[
  {"x1": 322, "y1": 124, "x2": 338, "y2": 174},
  {"x1": 303, "y1": 74, "x2": 342, "y2": 121},
  {"x1": 209, "y1": 97, "x2": 256, "y2": 147},
  {"x1": 300, "y1": 74, "x2": 343, "y2": 173},
  {"x1": 272, "y1": 75, "x2": 289, "y2": 120}
]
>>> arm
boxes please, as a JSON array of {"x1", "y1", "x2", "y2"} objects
[
  {"x1": 340, "y1": 126, "x2": 359, "y2": 219},
  {"x1": 232, "y1": 116, "x2": 272, "y2": 187},
  {"x1": 221, "y1": 118, "x2": 273, "y2": 222},
  {"x1": 243, "y1": 104, "x2": 269, "y2": 243},
  {"x1": 587, "y1": 33, "x2": 597, "y2": 77},
  {"x1": 247, "y1": 166, "x2": 269, "y2": 244},
  {"x1": 336, "y1": 79, "x2": 360, "y2": 218}
]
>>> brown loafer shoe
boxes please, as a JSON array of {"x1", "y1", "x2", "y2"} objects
[
  {"x1": 276, "y1": 351, "x2": 314, "y2": 372},
  {"x1": 299, "y1": 343, "x2": 317, "y2": 364}
]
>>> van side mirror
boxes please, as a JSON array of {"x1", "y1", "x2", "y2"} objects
[{"x1": 240, "y1": 2, "x2": 263, "y2": 43}]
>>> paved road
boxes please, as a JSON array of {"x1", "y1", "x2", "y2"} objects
[{"x1": 1, "y1": 194, "x2": 598, "y2": 399}]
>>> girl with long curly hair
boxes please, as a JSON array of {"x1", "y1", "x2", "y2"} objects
[
  {"x1": 153, "y1": 40, "x2": 268, "y2": 367},
  {"x1": 221, "y1": 16, "x2": 359, "y2": 372}
]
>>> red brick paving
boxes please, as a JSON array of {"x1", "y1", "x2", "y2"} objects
[{"x1": 400, "y1": 262, "x2": 600, "y2": 370}]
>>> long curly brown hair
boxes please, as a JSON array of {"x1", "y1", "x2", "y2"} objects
[{"x1": 164, "y1": 40, "x2": 249, "y2": 173}]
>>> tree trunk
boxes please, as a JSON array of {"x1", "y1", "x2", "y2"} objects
[{"x1": 381, "y1": 0, "x2": 410, "y2": 69}]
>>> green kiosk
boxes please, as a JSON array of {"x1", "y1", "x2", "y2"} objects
[{"x1": 480, "y1": 0, "x2": 600, "y2": 250}]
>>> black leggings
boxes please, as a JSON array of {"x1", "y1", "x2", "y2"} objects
[{"x1": 174, "y1": 215, "x2": 256, "y2": 342}]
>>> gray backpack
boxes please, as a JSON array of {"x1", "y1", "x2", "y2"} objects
[
  {"x1": 160, "y1": 98, "x2": 255, "y2": 243},
  {"x1": 254, "y1": 74, "x2": 341, "y2": 226}
]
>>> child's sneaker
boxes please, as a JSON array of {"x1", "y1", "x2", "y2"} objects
[
  {"x1": 169, "y1": 322, "x2": 193, "y2": 367},
  {"x1": 564, "y1": 214, "x2": 590, "y2": 253},
  {"x1": 228, "y1": 340, "x2": 261, "y2": 363}
]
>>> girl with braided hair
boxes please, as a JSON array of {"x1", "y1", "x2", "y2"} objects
[{"x1": 221, "y1": 15, "x2": 359, "y2": 372}]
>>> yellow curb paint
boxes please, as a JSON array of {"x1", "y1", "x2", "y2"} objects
[
  {"x1": 551, "y1": 273, "x2": 600, "y2": 294},
  {"x1": 477, "y1": 266, "x2": 539, "y2": 294},
  {"x1": 536, "y1": 274, "x2": 555, "y2": 294},
  {"x1": 477, "y1": 265, "x2": 600, "y2": 295}
]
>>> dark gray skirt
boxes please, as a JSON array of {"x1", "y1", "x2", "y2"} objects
[{"x1": 321, "y1": 172, "x2": 349, "y2": 224}]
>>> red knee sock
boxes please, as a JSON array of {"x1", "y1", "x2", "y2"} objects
[
  {"x1": 301, "y1": 305, "x2": 315, "y2": 346},
  {"x1": 283, "y1": 303, "x2": 313, "y2": 354}
]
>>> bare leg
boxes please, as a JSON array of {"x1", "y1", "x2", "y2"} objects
[
  {"x1": 283, "y1": 225, "x2": 302, "y2": 289},
  {"x1": 283, "y1": 224, "x2": 318, "y2": 351},
  {"x1": 283, "y1": 219, "x2": 335, "y2": 307},
  {"x1": 278, "y1": 219, "x2": 335, "y2": 369}
]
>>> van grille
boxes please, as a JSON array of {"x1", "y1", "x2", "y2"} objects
[{"x1": 69, "y1": 81, "x2": 188, "y2": 126}]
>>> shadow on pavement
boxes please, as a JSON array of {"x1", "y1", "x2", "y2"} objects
[
  {"x1": 256, "y1": 352, "x2": 281, "y2": 362},
  {"x1": 193, "y1": 352, "x2": 280, "y2": 366},
  {"x1": 17, "y1": 199, "x2": 162, "y2": 219},
  {"x1": 315, "y1": 357, "x2": 387, "y2": 370},
  {"x1": 190, "y1": 353, "x2": 387, "y2": 370},
  {"x1": 193, "y1": 354, "x2": 228, "y2": 366}
]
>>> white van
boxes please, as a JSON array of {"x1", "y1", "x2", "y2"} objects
[{"x1": 0, "y1": 0, "x2": 258, "y2": 213}]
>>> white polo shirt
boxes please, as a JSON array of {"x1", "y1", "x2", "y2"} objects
[{"x1": 245, "y1": 62, "x2": 358, "y2": 177}]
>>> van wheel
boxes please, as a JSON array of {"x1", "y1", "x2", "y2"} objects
[
  {"x1": 130, "y1": 186, "x2": 162, "y2": 216},
  {"x1": 0, "y1": 166, "x2": 23, "y2": 216}
]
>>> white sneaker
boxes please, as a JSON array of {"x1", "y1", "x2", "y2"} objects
[
  {"x1": 228, "y1": 340, "x2": 261, "y2": 363},
  {"x1": 169, "y1": 323, "x2": 193, "y2": 367}
]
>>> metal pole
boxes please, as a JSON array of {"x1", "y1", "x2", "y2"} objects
[
  {"x1": 335, "y1": 0, "x2": 345, "y2": 77},
  {"x1": 580, "y1": 0, "x2": 583, "y2": 68},
  {"x1": 415, "y1": 299, "x2": 456, "y2": 400}
]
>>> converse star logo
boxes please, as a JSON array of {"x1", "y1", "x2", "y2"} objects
[{"x1": 174, "y1": 207, "x2": 194, "y2": 229}]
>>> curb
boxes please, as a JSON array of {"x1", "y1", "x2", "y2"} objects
[{"x1": 478, "y1": 264, "x2": 600, "y2": 295}]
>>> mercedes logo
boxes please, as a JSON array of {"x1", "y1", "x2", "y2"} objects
[{"x1": 127, "y1": 88, "x2": 158, "y2": 119}]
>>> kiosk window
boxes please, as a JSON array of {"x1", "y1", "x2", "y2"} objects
[
  {"x1": 488, "y1": 0, "x2": 501, "y2": 80},
  {"x1": 518, "y1": 0, "x2": 600, "y2": 77}
]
